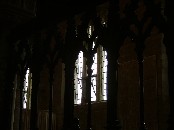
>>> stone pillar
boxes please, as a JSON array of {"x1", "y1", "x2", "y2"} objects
[
  {"x1": 164, "y1": 0, "x2": 174, "y2": 129},
  {"x1": 47, "y1": 34, "x2": 61, "y2": 130},
  {"x1": 19, "y1": 68, "x2": 25, "y2": 130},
  {"x1": 30, "y1": 61, "x2": 41, "y2": 130},
  {"x1": 30, "y1": 35, "x2": 44, "y2": 130},
  {"x1": 63, "y1": 18, "x2": 78, "y2": 130},
  {"x1": 134, "y1": 38, "x2": 146, "y2": 130},
  {"x1": 106, "y1": 50, "x2": 121, "y2": 130},
  {"x1": 63, "y1": 60, "x2": 75, "y2": 130},
  {"x1": 48, "y1": 63, "x2": 54, "y2": 130},
  {"x1": 86, "y1": 41, "x2": 93, "y2": 130},
  {"x1": 105, "y1": 1, "x2": 122, "y2": 130},
  {"x1": 0, "y1": 25, "x2": 18, "y2": 130}
]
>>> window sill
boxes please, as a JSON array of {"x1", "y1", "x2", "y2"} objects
[{"x1": 74, "y1": 101, "x2": 107, "y2": 109}]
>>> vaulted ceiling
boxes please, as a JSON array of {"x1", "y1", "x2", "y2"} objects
[
  {"x1": 11, "y1": 0, "x2": 109, "y2": 41},
  {"x1": 36, "y1": 0, "x2": 108, "y2": 21}
]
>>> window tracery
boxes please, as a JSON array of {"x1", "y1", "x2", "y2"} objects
[{"x1": 74, "y1": 23, "x2": 108, "y2": 104}]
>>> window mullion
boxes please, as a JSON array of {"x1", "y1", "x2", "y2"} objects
[
  {"x1": 27, "y1": 70, "x2": 32, "y2": 109},
  {"x1": 96, "y1": 45, "x2": 101, "y2": 102},
  {"x1": 82, "y1": 54, "x2": 87, "y2": 104}
]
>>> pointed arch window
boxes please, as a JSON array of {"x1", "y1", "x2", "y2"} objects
[
  {"x1": 74, "y1": 51, "x2": 84, "y2": 104},
  {"x1": 74, "y1": 25, "x2": 108, "y2": 105},
  {"x1": 23, "y1": 68, "x2": 32, "y2": 109}
]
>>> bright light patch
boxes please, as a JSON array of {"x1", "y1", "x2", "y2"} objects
[{"x1": 74, "y1": 51, "x2": 83, "y2": 104}]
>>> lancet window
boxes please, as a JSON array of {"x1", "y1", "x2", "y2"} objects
[
  {"x1": 23, "y1": 68, "x2": 32, "y2": 109},
  {"x1": 74, "y1": 24, "x2": 108, "y2": 104}
]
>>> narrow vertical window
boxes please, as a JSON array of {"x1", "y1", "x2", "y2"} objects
[
  {"x1": 74, "y1": 51, "x2": 83, "y2": 104},
  {"x1": 23, "y1": 68, "x2": 32, "y2": 109},
  {"x1": 101, "y1": 47, "x2": 108, "y2": 100},
  {"x1": 74, "y1": 24, "x2": 108, "y2": 104},
  {"x1": 87, "y1": 25, "x2": 93, "y2": 38},
  {"x1": 91, "y1": 42, "x2": 97, "y2": 101}
]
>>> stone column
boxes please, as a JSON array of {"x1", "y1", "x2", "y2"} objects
[
  {"x1": 105, "y1": 1, "x2": 122, "y2": 130},
  {"x1": 135, "y1": 38, "x2": 146, "y2": 130},
  {"x1": 19, "y1": 68, "x2": 25, "y2": 130},
  {"x1": 86, "y1": 41, "x2": 93, "y2": 130},
  {"x1": 30, "y1": 35, "x2": 44, "y2": 130},
  {"x1": 63, "y1": 60, "x2": 75, "y2": 130},
  {"x1": 47, "y1": 34, "x2": 61, "y2": 130},
  {"x1": 164, "y1": 0, "x2": 174, "y2": 129},
  {"x1": 0, "y1": 25, "x2": 18, "y2": 130},
  {"x1": 63, "y1": 18, "x2": 78, "y2": 130},
  {"x1": 106, "y1": 50, "x2": 121, "y2": 130},
  {"x1": 48, "y1": 63, "x2": 54, "y2": 130}
]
